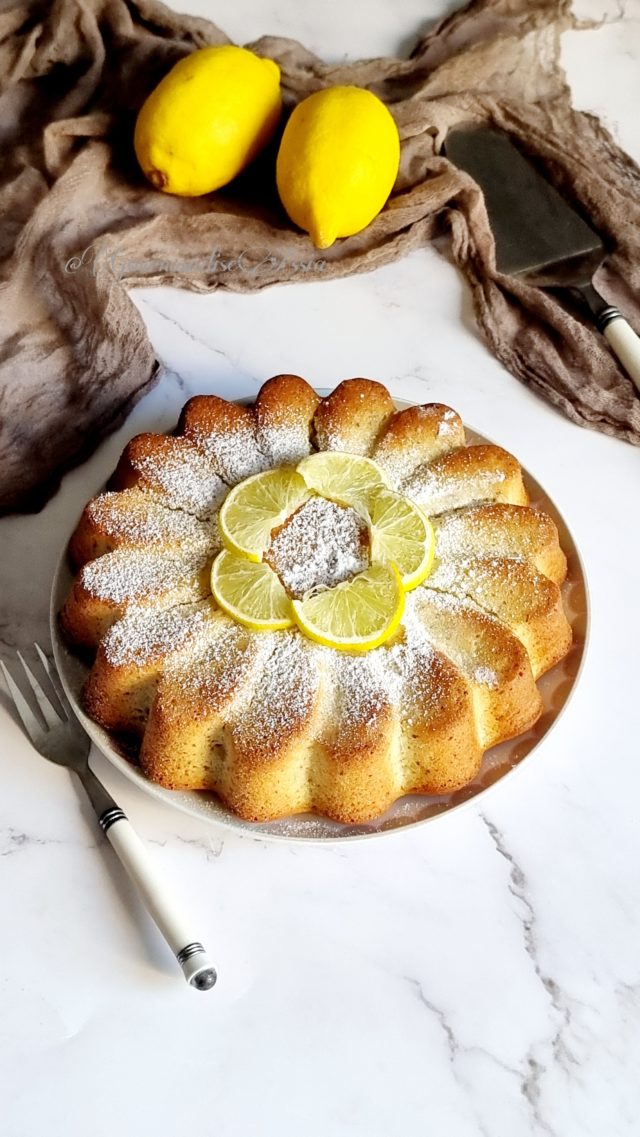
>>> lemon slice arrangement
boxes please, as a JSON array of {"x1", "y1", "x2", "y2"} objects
[
  {"x1": 210, "y1": 452, "x2": 434, "y2": 652},
  {"x1": 365, "y1": 488, "x2": 435, "y2": 591}
]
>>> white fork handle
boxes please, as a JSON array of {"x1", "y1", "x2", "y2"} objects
[
  {"x1": 602, "y1": 315, "x2": 640, "y2": 392},
  {"x1": 101, "y1": 809, "x2": 217, "y2": 990}
]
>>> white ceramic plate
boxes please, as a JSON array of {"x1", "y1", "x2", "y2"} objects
[{"x1": 50, "y1": 403, "x2": 588, "y2": 843}]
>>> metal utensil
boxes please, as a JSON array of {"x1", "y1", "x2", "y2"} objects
[
  {"x1": 445, "y1": 126, "x2": 640, "y2": 391},
  {"x1": 1, "y1": 645, "x2": 217, "y2": 991}
]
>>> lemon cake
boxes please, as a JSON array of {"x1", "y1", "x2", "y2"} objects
[{"x1": 60, "y1": 375, "x2": 572, "y2": 823}]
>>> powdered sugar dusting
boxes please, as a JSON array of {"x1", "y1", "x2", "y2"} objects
[
  {"x1": 402, "y1": 463, "x2": 506, "y2": 514},
  {"x1": 375, "y1": 445, "x2": 427, "y2": 489},
  {"x1": 384, "y1": 594, "x2": 436, "y2": 705},
  {"x1": 424, "y1": 558, "x2": 475, "y2": 595},
  {"x1": 474, "y1": 666, "x2": 498, "y2": 689},
  {"x1": 329, "y1": 594, "x2": 436, "y2": 732},
  {"x1": 87, "y1": 492, "x2": 210, "y2": 548},
  {"x1": 190, "y1": 414, "x2": 268, "y2": 485},
  {"x1": 415, "y1": 586, "x2": 476, "y2": 618},
  {"x1": 412, "y1": 587, "x2": 510, "y2": 690},
  {"x1": 416, "y1": 586, "x2": 491, "y2": 632},
  {"x1": 174, "y1": 621, "x2": 259, "y2": 706},
  {"x1": 374, "y1": 407, "x2": 464, "y2": 487},
  {"x1": 266, "y1": 496, "x2": 369, "y2": 599},
  {"x1": 135, "y1": 449, "x2": 227, "y2": 518},
  {"x1": 330, "y1": 651, "x2": 391, "y2": 731},
  {"x1": 433, "y1": 507, "x2": 532, "y2": 562},
  {"x1": 257, "y1": 420, "x2": 313, "y2": 467},
  {"x1": 233, "y1": 633, "x2": 318, "y2": 750},
  {"x1": 102, "y1": 603, "x2": 215, "y2": 667},
  {"x1": 437, "y1": 417, "x2": 460, "y2": 439},
  {"x1": 427, "y1": 554, "x2": 523, "y2": 599},
  {"x1": 81, "y1": 548, "x2": 208, "y2": 605}
]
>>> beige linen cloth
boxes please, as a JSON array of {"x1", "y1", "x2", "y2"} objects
[{"x1": 1, "y1": 0, "x2": 639, "y2": 513}]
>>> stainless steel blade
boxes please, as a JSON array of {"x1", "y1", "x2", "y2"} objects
[{"x1": 445, "y1": 126, "x2": 605, "y2": 287}]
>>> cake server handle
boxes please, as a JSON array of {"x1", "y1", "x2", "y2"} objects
[
  {"x1": 579, "y1": 282, "x2": 640, "y2": 392},
  {"x1": 79, "y1": 763, "x2": 217, "y2": 991},
  {"x1": 601, "y1": 316, "x2": 640, "y2": 392}
]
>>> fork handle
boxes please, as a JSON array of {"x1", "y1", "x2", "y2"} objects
[{"x1": 79, "y1": 768, "x2": 216, "y2": 991}]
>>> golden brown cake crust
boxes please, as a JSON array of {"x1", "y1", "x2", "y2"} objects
[
  {"x1": 253, "y1": 374, "x2": 319, "y2": 467},
  {"x1": 60, "y1": 375, "x2": 573, "y2": 824},
  {"x1": 312, "y1": 378, "x2": 395, "y2": 455},
  {"x1": 432, "y1": 503, "x2": 567, "y2": 586},
  {"x1": 69, "y1": 489, "x2": 209, "y2": 569},
  {"x1": 373, "y1": 403, "x2": 466, "y2": 481},
  {"x1": 402, "y1": 443, "x2": 529, "y2": 514}
]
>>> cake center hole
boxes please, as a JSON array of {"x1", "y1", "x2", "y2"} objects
[{"x1": 265, "y1": 495, "x2": 370, "y2": 599}]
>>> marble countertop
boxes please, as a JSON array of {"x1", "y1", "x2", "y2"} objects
[{"x1": 2, "y1": 2, "x2": 640, "y2": 1134}]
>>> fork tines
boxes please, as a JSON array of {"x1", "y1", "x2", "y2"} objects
[{"x1": 1, "y1": 643, "x2": 68, "y2": 745}]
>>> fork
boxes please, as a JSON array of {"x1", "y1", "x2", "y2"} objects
[{"x1": 1, "y1": 645, "x2": 217, "y2": 991}]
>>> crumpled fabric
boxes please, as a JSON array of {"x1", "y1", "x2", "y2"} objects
[{"x1": 1, "y1": 0, "x2": 638, "y2": 513}]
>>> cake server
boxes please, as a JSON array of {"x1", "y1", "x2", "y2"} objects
[
  {"x1": 1, "y1": 645, "x2": 217, "y2": 991},
  {"x1": 445, "y1": 126, "x2": 640, "y2": 392}
]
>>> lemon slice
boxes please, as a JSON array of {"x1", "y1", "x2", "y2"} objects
[
  {"x1": 291, "y1": 563, "x2": 404, "y2": 652},
  {"x1": 219, "y1": 469, "x2": 309, "y2": 561},
  {"x1": 296, "y1": 451, "x2": 390, "y2": 509},
  {"x1": 211, "y1": 549, "x2": 293, "y2": 630},
  {"x1": 366, "y1": 488, "x2": 435, "y2": 591}
]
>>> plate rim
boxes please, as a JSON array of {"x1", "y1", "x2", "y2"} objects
[{"x1": 50, "y1": 394, "x2": 590, "y2": 844}]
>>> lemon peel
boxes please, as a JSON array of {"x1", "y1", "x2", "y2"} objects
[
  {"x1": 135, "y1": 45, "x2": 281, "y2": 196},
  {"x1": 276, "y1": 86, "x2": 400, "y2": 248}
]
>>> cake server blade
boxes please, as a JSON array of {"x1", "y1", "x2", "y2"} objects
[{"x1": 444, "y1": 125, "x2": 640, "y2": 391}]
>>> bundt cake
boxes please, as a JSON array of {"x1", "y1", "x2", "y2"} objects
[{"x1": 60, "y1": 376, "x2": 572, "y2": 823}]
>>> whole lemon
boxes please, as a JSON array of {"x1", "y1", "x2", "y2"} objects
[
  {"x1": 134, "y1": 45, "x2": 282, "y2": 196},
  {"x1": 276, "y1": 86, "x2": 400, "y2": 249}
]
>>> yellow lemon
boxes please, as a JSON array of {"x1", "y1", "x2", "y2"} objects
[
  {"x1": 219, "y1": 468, "x2": 309, "y2": 562},
  {"x1": 134, "y1": 45, "x2": 282, "y2": 196},
  {"x1": 291, "y1": 563, "x2": 404, "y2": 652},
  {"x1": 365, "y1": 488, "x2": 435, "y2": 591},
  {"x1": 296, "y1": 451, "x2": 391, "y2": 508},
  {"x1": 276, "y1": 85, "x2": 400, "y2": 248},
  {"x1": 211, "y1": 550, "x2": 293, "y2": 631}
]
